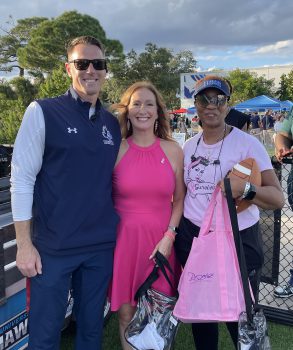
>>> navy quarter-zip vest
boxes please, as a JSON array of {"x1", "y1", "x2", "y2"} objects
[{"x1": 33, "y1": 90, "x2": 121, "y2": 253}]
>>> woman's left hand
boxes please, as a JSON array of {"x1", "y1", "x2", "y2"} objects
[
  {"x1": 149, "y1": 235, "x2": 174, "y2": 260},
  {"x1": 219, "y1": 177, "x2": 246, "y2": 199}
]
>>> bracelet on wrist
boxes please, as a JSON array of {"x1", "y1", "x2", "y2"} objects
[
  {"x1": 241, "y1": 182, "x2": 251, "y2": 199},
  {"x1": 168, "y1": 225, "x2": 178, "y2": 235},
  {"x1": 164, "y1": 231, "x2": 175, "y2": 242}
]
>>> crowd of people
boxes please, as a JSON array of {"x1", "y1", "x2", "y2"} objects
[
  {"x1": 10, "y1": 35, "x2": 289, "y2": 350},
  {"x1": 250, "y1": 109, "x2": 286, "y2": 135},
  {"x1": 170, "y1": 114, "x2": 191, "y2": 132},
  {"x1": 171, "y1": 107, "x2": 288, "y2": 147}
]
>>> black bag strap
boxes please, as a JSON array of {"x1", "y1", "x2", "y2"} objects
[
  {"x1": 134, "y1": 251, "x2": 177, "y2": 300},
  {"x1": 224, "y1": 178, "x2": 254, "y2": 324}
]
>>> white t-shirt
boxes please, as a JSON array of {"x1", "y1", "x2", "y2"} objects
[{"x1": 183, "y1": 127, "x2": 273, "y2": 230}]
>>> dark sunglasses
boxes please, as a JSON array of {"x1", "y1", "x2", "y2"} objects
[
  {"x1": 195, "y1": 94, "x2": 229, "y2": 108},
  {"x1": 69, "y1": 59, "x2": 107, "y2": 71}
]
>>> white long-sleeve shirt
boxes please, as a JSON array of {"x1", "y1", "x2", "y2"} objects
[
  {"x1": 11, "y1": 91, "x2": 95, "y2": 221},
  {"x1": 11, "y1": 102, "x2": 45, "y2": 221}
]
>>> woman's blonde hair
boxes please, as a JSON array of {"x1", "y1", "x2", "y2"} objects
[{"x1": 111, "y1": 81, "x2": 172, "y2": 140}]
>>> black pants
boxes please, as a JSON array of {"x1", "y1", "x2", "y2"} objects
[{"x1": 174, "y1": 216, "x2": 262, "y2": 350}]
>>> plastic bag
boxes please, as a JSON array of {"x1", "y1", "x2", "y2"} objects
[
  {"x1": 125, "y1": 252, "x2": 179, "y2": 350},
  {"x1": 238, "y1": 309, "x2": 271, "y2": 350},
  {"x1": 125, "y1": 288, "x2": 179, "y2": 350}
]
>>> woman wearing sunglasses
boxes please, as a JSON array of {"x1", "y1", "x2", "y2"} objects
[
  {"x1": 109, "y1": 81, "x2": 185, "y2": 350},
  {"x1": 174, "y1": 75, "x2": 284, "y2": 349}
]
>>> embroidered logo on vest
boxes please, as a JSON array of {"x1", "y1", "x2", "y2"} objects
[
  {"x1": 67, "y1": 127, "x2": 78, "y2": 134},
  {"x1": 102, "y1": 125, "x2": 114, "y2": 145}
]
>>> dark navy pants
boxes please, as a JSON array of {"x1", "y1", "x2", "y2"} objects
[{"x1": 28, "y1": 248, "x2": 114, "y2": 350}]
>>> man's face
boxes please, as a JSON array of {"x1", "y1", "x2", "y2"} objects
[{"x1": 65, "y1": 44, "x2": 106, "y2": 105}]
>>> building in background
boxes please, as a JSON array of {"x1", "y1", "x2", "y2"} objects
[{"x1": 180, "y1": 64, "x2": 293, "y2": 109}]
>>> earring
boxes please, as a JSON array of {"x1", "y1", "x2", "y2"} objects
[
  {"x1": 154, "y1": 119, "x2": 158, "y2": 133},
  {"x1": 127, "y1": 119, "x2": 131, "y2": 131}
]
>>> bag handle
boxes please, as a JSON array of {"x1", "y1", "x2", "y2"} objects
[
  {"x1": 199, "y1": 186, "x2": 222, "y2": 237},
  {"x1": 134, "y1": 251, "x2": 177, "y2": 300},
  {"x1": 224, "y1": 178, "x2": 254, "y2": 324},
  {"x1": 155, "y1": 251, "x2": 176, "y2": 291}
]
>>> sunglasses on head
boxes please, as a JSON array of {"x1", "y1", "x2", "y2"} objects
[
  {"x1": 69, "y1": 59, "x2": 107, "y2": 71},
  {"x1": 195, "y1": 94, "x2": 229, "y2": 108}
]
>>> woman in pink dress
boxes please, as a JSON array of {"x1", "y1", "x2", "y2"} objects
[{"x1": 110, "y1": 81, "x2": 185, "y2": 349}]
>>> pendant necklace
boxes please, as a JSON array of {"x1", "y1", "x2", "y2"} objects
[{"x1": 190, "y1": 124, "x2": 228, "y2": 165}]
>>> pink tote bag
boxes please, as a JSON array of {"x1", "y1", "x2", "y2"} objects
[{"x1": 173, "y1": 186, "x2": 246, "y2": 323}]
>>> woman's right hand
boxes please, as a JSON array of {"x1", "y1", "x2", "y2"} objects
[{"x1": 149, "y1": 235, "x2": 173, "y2": 260}]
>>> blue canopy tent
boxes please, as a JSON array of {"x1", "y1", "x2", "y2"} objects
[
  {"x1": 187, "y1": 106, "x2": 196, "y2": 114},
  {"x1": 280, "y1": 100, "x2": 293, "y2": 111},
  {"x1": 234, "y1": 95, "x2": 282, "y2": 112}
]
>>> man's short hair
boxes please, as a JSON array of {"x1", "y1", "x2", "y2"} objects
[{"x1": 66, "y1": 36, "x2": 105, "y2": 58}]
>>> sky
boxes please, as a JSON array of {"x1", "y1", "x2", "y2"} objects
[{"x1": 0, "y1": 0, "x2": 293, "y2": 77}]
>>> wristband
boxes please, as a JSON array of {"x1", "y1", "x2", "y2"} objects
[{"x1": 164, "y1": 230, "x2": 175, "y2": 242}]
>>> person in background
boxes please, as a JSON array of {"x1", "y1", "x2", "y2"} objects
[
  {"x1": 178, "y1": 116, "x2": 188, "y2": 133},
  {"x1": 10, "y1": 36, "x2": 121, "y2": 350},
  {"x1": 274, "y1": 113, "x2": 285, "y2": 133},
  {"x1": 110, "y1": 81, "x2": 185, "y2": 350},
  {"x1": 273, "y1": 113, "x2": 285, "y2": 142},
  {"x1": 274, "y1": 106, "x2": 293, "y2": 298},
  {"x1": 262, "y1": 109, "x2": 275, "y2": 130},
  {"x1": 175, "y1": 75, "x2": 284, "y2": 350},
  {"x1": 250, "y1": 112, "x2": 262, "y2": 134},
  {"x1": 172, "y1": 114, "x2": 178, "y2": 130}
]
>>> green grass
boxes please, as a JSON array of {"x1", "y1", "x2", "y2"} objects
[{"x1": 61, "y1": 313, "x2": 293, "y2": 350}]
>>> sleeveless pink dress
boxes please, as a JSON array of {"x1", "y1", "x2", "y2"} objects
[{"x1": 110, "y1": 137, "x2": 180, "y2": 311}]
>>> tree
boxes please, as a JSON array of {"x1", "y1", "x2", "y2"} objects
[
  {"x1": 227, "y1": 69, "x2": 275, "y2": 105},
  {"x1": 0, "y1": 16, "x2": 47, "y2": 76},
  {"x1": 105, "y1": 43, "x2": 196, "y2": 109},
  {"x1": 18, "y1": 11, "x2": 123, "y2": 74},
  {"x1": 9, "y1": 76, "x2": 38, "y2": 105},
  {"x1": 0, "y1": 99, "x2": 25, "y2": 143},
  {"x1": 286, "y1": 70, "x2": 293, "y2": 101},
  {"x1": 277, "y1": 74, "x2": 289, "y2": 101},
  {"x1": 37, "y1": 64, "x2": 71, "y2": 99},
  {"x1": 0, "y1": 76, "x2": 38, "y2": 143},
  {"x1": 277, "y1": 70, "x2": 293, "y2": 101},
  {"x1": 0, "y1": 78, "x2": 16, "y2": 98}
]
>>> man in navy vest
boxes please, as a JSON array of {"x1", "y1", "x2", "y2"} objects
[{"x1": 11, "y1": 36, "x2": 121, "y2": 350}]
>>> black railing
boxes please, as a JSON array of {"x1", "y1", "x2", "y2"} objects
[{"x1": 258, "y1": 157, "x2": 293, "y2": 325}]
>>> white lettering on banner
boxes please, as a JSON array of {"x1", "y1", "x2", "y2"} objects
[{"x1": 0, "y1": 311, "x2": 28, "y2": 350}]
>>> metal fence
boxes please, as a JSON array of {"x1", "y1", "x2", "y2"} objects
[{"x1": 258, "y1": 157, "x2": 293, "y2": 325}]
